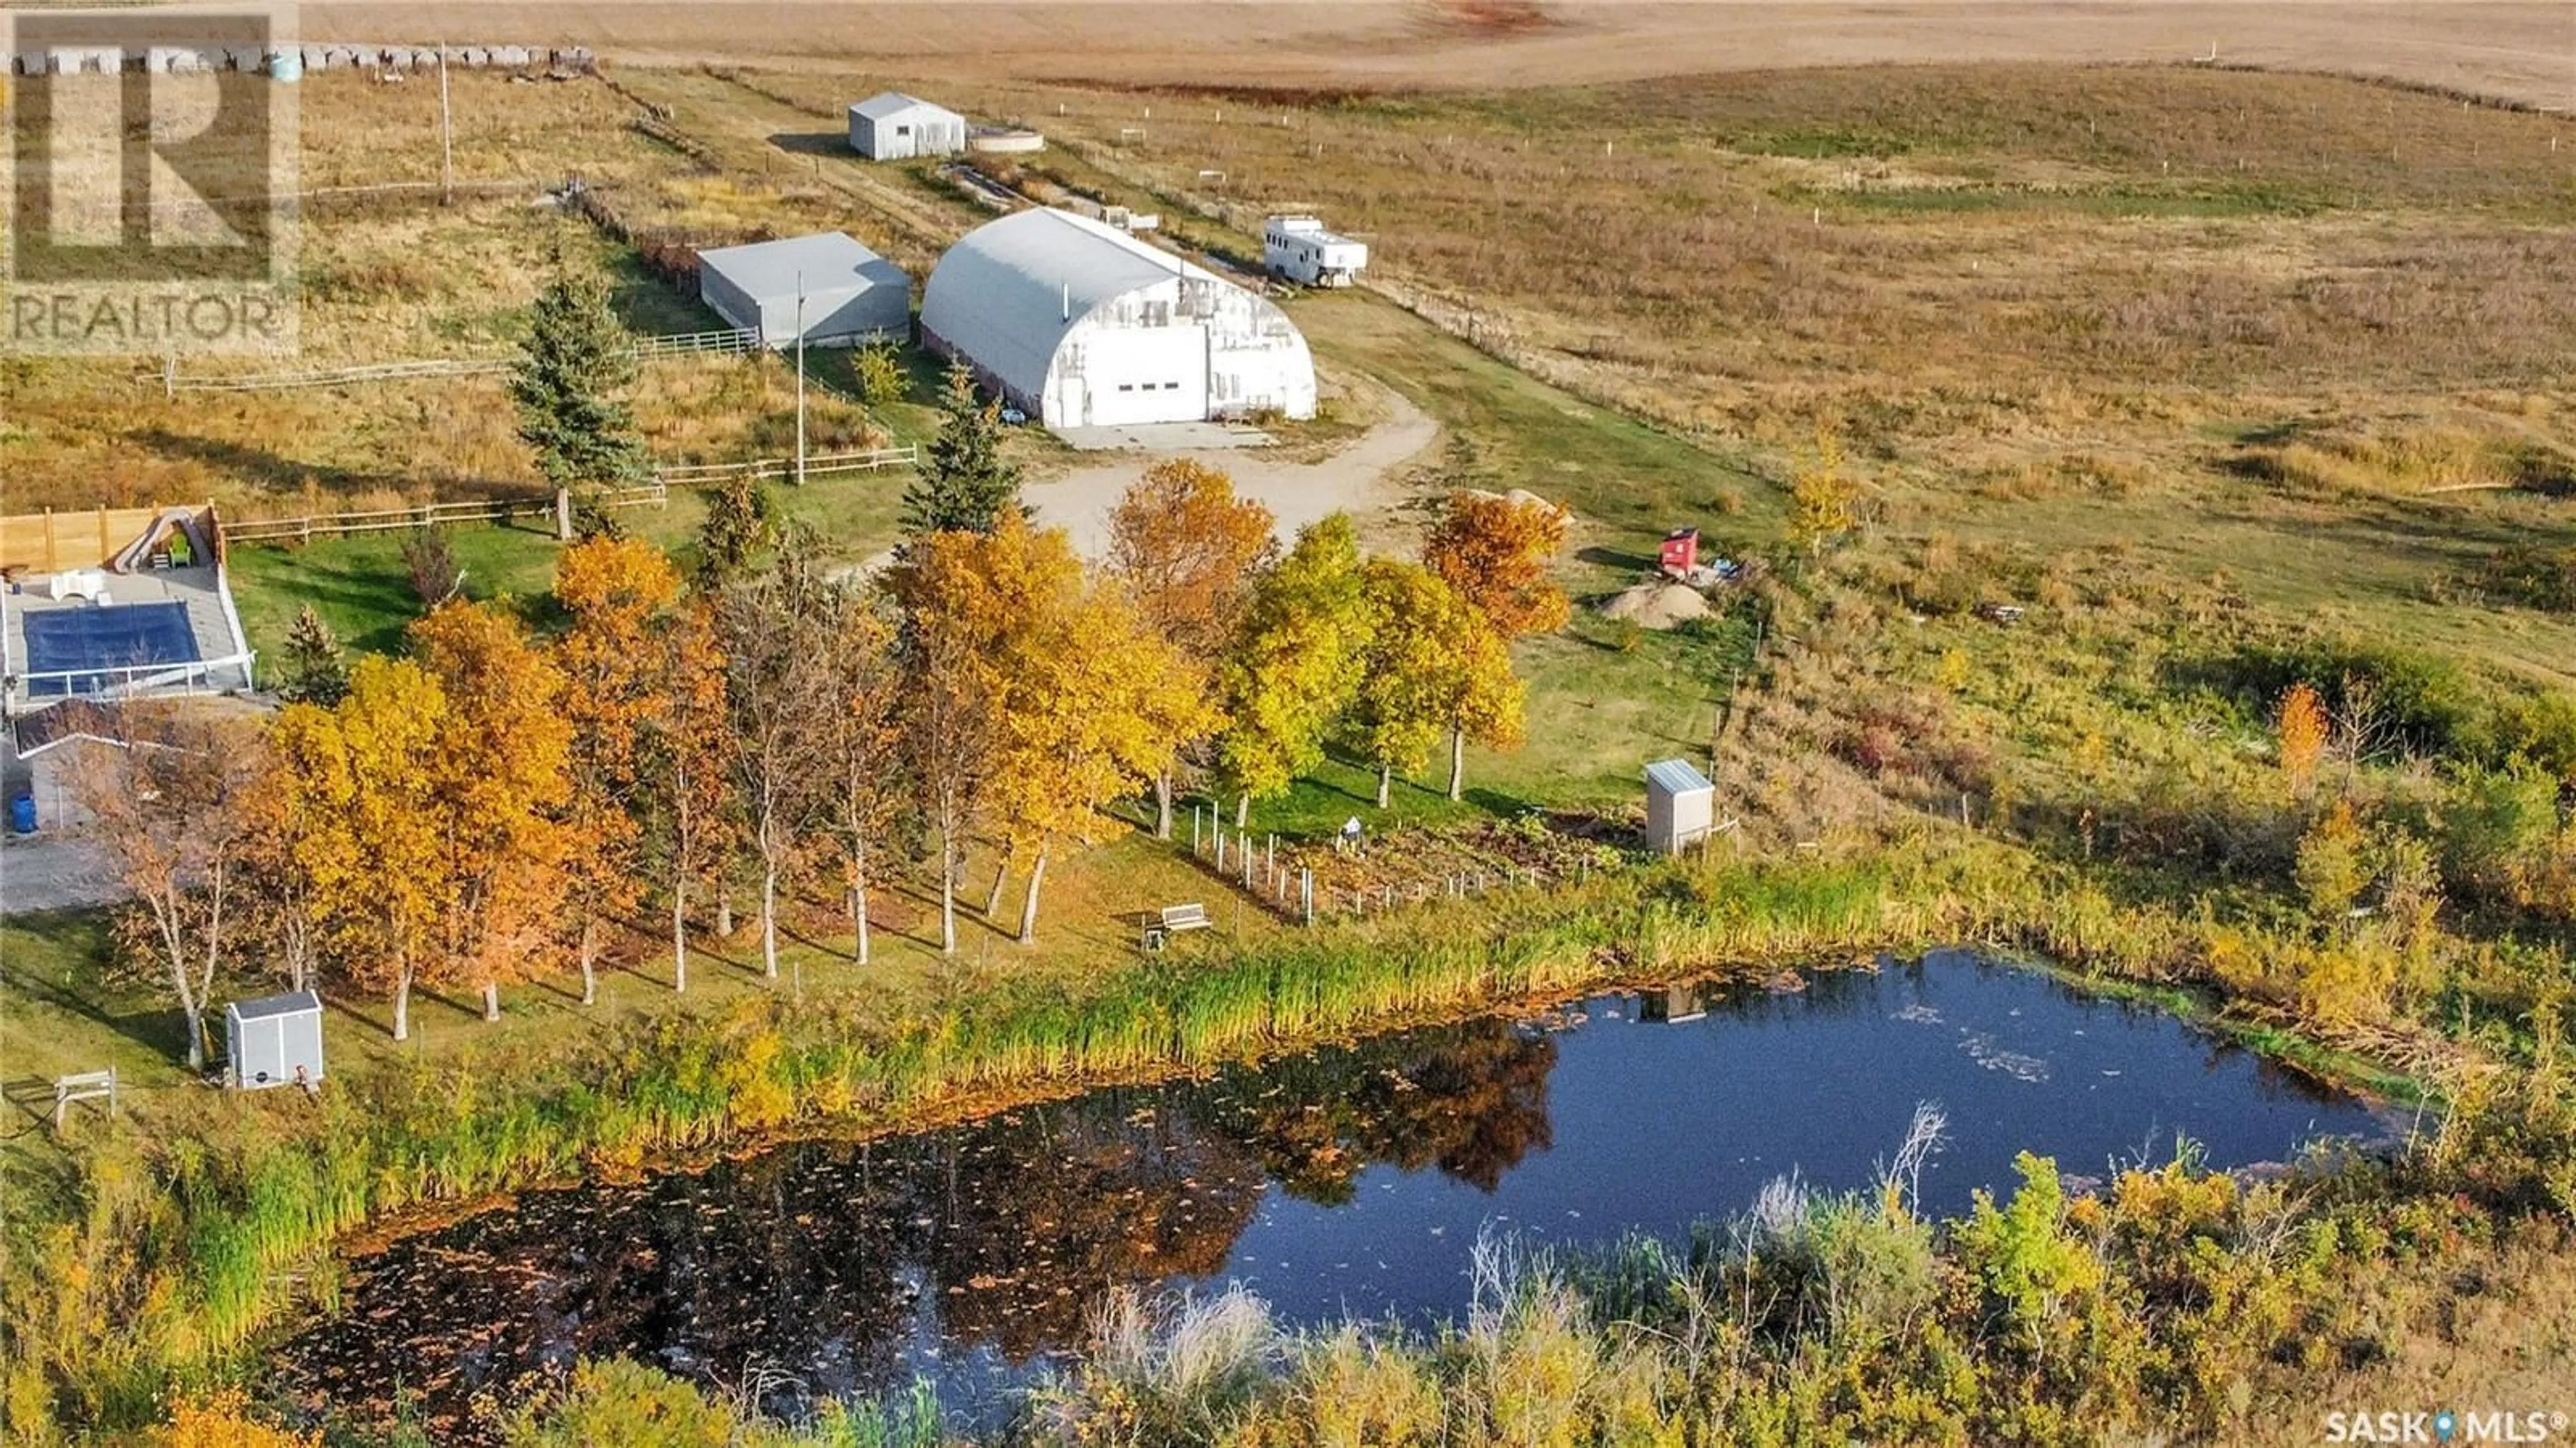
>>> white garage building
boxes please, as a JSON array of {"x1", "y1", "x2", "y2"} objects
[
  {"x1": 847, "y1": 91, "x2": 967, "y2": 160},
  {"x1": 920, "y1": 208, "x2": 1316, "y2": 430}
]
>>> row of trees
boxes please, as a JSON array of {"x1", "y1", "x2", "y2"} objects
[{"x1": 83, "y1": 370, "x2": 1570, "y2": 1061}]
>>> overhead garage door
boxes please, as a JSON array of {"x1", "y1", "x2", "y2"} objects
[{"x1": 1081, "y1": 325, "x2": 1208, "y2": 427}]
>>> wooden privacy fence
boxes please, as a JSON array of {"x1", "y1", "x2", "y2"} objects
[
  {"x1": 223, "y1": 483, "x2": 667, "y2": 545},
  {"x1": 0, "y1": 506, "x2": 173, "y2": 574}
]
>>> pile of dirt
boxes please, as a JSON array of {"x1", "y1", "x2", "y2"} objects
[{"x1": 1599, "y1": 580, "x2": 1711, "y2": 629}]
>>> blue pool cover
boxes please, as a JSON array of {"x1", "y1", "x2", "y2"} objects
[{"x1": 21, "y1": 603, "x2": 201, "y2": 696}]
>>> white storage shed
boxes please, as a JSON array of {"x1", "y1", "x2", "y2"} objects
[
  {"x1": 848, "y1": 91, "x2": 967, "y2": 160},
  {"x1": 1644, "y1": 758, "x2": 1716, "y2": 856},
  {"x1": 920, "y1": 208, "x2": 1316, "y2": 429},
  {"x1": 225, "y1": 990, "x2": 324, "y2": 1090},
  {"x1": 1264, "y1": 215, "x2": 1368, "y2": 287},
  {"x1": 698, "y1": 233, "x2": 910, "y2": 350}
]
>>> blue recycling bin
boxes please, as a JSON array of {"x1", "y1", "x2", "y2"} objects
[{"x1": 8, "y1": 795, "x2": 35, "y2": 835}]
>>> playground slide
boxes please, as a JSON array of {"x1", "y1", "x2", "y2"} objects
[{"x1": 109, "y1": 508, "x2": 211, "y2": 574}]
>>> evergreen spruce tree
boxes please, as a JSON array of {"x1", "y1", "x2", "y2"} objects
[
  {"x1": 511, "y1": 250, "x2": 651, "y2": 501},
  {"x1": 899, "y1": 360, "x2": 1024, "y2": 537},
  {"x1": 278, "y1": 604, "x2": 350, "y2": 706},
  {"x1": 695, "y1": 472, "x2": 777, "y2": 586}
]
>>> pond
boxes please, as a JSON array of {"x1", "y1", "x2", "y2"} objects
[{"x1": 279, "y1": 952, "x2": 2398, "y2": 1434}]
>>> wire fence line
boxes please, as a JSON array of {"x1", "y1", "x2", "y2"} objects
[{"x1": 153, "y1": 327, "x2": 763, "y2": 395}]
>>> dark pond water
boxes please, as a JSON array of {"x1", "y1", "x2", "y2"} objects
[{"x1": 280, "y1": 952, "x2": 2395, "y2": 1433}]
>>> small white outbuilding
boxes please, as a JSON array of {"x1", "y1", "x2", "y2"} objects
[
  {"x1": 696, "y1": 232, "x2": 911, "y2": 349},
  {"x1": 847, "y1": 91, "x2": 967, "y2": 160},
  {"x1": 224, "y1": 990, "x2": 324, "y2": 1090},
  {"x1": 1644, "y1": 758, "x2": 1716, "y2": 856},
  {"x1": 920, "y1": 207, "x2": 1316, "y2": 429}
]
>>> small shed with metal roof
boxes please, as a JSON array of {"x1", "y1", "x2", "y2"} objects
[
  {"x1": 1644, "y1": 758, "x2": 1716, "y2": 856},
  {"x1": 224, "y1": 989, "x2": 324, "y2": 1090},
  {"x1": 696, "y1": 232, "x2": 911, "y2": 349},
  {"x1": 847, "y1": 91, "x2": 967, "y2": 160}
]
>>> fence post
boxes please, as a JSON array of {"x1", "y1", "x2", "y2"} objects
[
  {"x1": 554, "y1": 487, "x2": 573, "y2": 541},
  {"x1": 1216, "y1": 830, "x2": 1226, "y2": 872},
  {"x1": 1301, "y1": 868, "x2": 1313, "y2": 926},
  {"x1": 1191, "y1": 805, "x2": 1201, "y2": 857}
]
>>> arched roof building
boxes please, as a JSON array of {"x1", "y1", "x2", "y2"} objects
[{"x1": 920, "y1": 208, "x2": 1316, "y2": 429}]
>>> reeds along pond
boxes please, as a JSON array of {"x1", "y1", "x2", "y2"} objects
[{"x1": 5, "y1": 842, "x2": 2464, "y2": 1439}]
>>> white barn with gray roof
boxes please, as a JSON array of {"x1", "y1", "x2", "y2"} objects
[
  {"x1": 920, "y1": 208, "x2": 1316, "y2": 429},
  {"x1": 696, "y1": 233, "x2": 910, "y2": 349},
  {"x1": 847, "y1": 91, "x2": 967, "y2": 160}
]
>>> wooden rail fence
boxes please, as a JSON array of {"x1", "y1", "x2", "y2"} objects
[
  {"x1": 223, "y1": 483, "x2": 667, "y2": 545},
  {"x1": 655, "y1": 444, "x2": 920, "y2": 485}
]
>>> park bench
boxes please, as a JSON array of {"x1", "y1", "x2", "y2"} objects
[
  {"x1": 52, "y1": 1068, "x2": 116, "y2": 1129},
  {"x1": 1140, "y1": 902, "x2": 1212, "y2": 951}
]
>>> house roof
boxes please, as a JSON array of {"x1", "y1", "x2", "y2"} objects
[
  {"x1": 1644, "y1": 758, "x2": 1714, "y2": 796},
  {"x1": 226, "y1": 990, "x2": 321, "y2": 1021},
  {"x1": 696, "y1": 232, "x2": 908, "y2": 305},
  {"x1": 850, "y1": 91, "x2": 954, "y2": 122},
  {"x1": 919, "y1": 207, "x2": 1215, "y2": 403}
]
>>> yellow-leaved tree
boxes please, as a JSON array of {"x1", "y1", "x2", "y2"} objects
[
  {"x1": 2277, "y1": 681, "x2": 2328, "y2": 794},
  {"x1": 410, "y1": 599, "x2": 576, "y2": 1021},
  {"x1": 1107, "y1": 459, "x2": 1275, "y2": 837},
  {"x1": 987, "y1": 529, "x2": 1214, "y2": 943},
  {"x1": 1788, "y1": 422, "x2": 1861, "y2": 557},
  {"x1": 1350, "y1": 559, "x2": 1525, "y2": 807},
  {"x1": 553, "y1": 535, "x2": 682, "y2": 1004},
  {"x1": 1215, "y1": 513, "x2": 1377, "y2": 826},
  {"x1": 329, "y1": 655, "x2": 450, "y2": 1041}
]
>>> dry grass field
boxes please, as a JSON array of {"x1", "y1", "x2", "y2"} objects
[{"x1": 300, "y1": 2, "x2": 2576, "y2": 108}]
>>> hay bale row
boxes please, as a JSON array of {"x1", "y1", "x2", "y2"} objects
[{"x1": 5, "y1": 43, "x2": 592, "y2": 76}]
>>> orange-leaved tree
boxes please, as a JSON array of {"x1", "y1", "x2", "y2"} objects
[
  {"x1": 987, "y1": 529, "x2": 1214, "y2": 943},
  {"x1": 1424, "y1": 490, "x2": 1570, "y2": 640},
  {"x1": 241, "y1": 703, "x2": 361, "y2": 995},
  {"x1": 553, "y1": 535, "x2": 682, "y2": 1004},
  {"x1": 410, "y1": 599, "x2": 576, "y2": 1021},
  {"x1": 1214, "y1": 513, "x2": 1377, "y2": 826},
  {"x1": 1350, "y1": 558, "x2": 1525, "y2": 805},
  {"x1": 885, "y1": 517, "x2": 1032, "y2": 953},
  {"x1": 2278, "y1": 681, "x2": 2329, "y2": 794},
  {"x1": 1107, "y1": 460, "x2": 1275, "y2": 837}
]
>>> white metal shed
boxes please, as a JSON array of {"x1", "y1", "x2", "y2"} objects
[
  {"x1": 920, "y1": 208, "x2": 1316, "y2": 429},
  {"x1": 225, "y1": 990, "x2": 324, "y2": 1090},
  {"x1": 696, "y1": 233, "x2": 911, "y2": 349},
  {"x1": 1644, "y1": 758, "x2": 1716, "y2": 856},
  {"x1": 847, "y1": 91, "x2": 967, "y2": 160}
]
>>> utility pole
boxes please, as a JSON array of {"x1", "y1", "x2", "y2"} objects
[
  {"x1": 437, "y1": 41, "x2": 454, "y2": 206},
  {"x1": 794, "y1": 270, "x2": 808, "y2": 486}
]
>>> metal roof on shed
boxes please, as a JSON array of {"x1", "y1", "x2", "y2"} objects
[
  {"x1": 1644, "y1": 758, "x2": 1713, "y2": 796},
  {"x1": 850, "y1": 91, "x2": 955, "y2": 121},
  {"x1": 696, "y1": 232, "x2": 907, "y2": 304},
  {"x1": 227, "y1": 990, "x2": 322, "y2": 1021},
  {"x1": 919, "y1": 207, "x2": 1213, "y2": 405}
]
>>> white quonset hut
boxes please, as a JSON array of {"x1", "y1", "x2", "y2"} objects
[
  {"x1": 1643, "y1": 758, "x2": 1716, "y2": 856},
  {"x1": 696, "y1": 233, "x2": 910, "y2": 349},
  {"x1": 920, "y1": 208, "x2": 1316, "y2": 429},
  {"x1": 847, "y1": 91, "x2": 967, "y2": 160}
]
